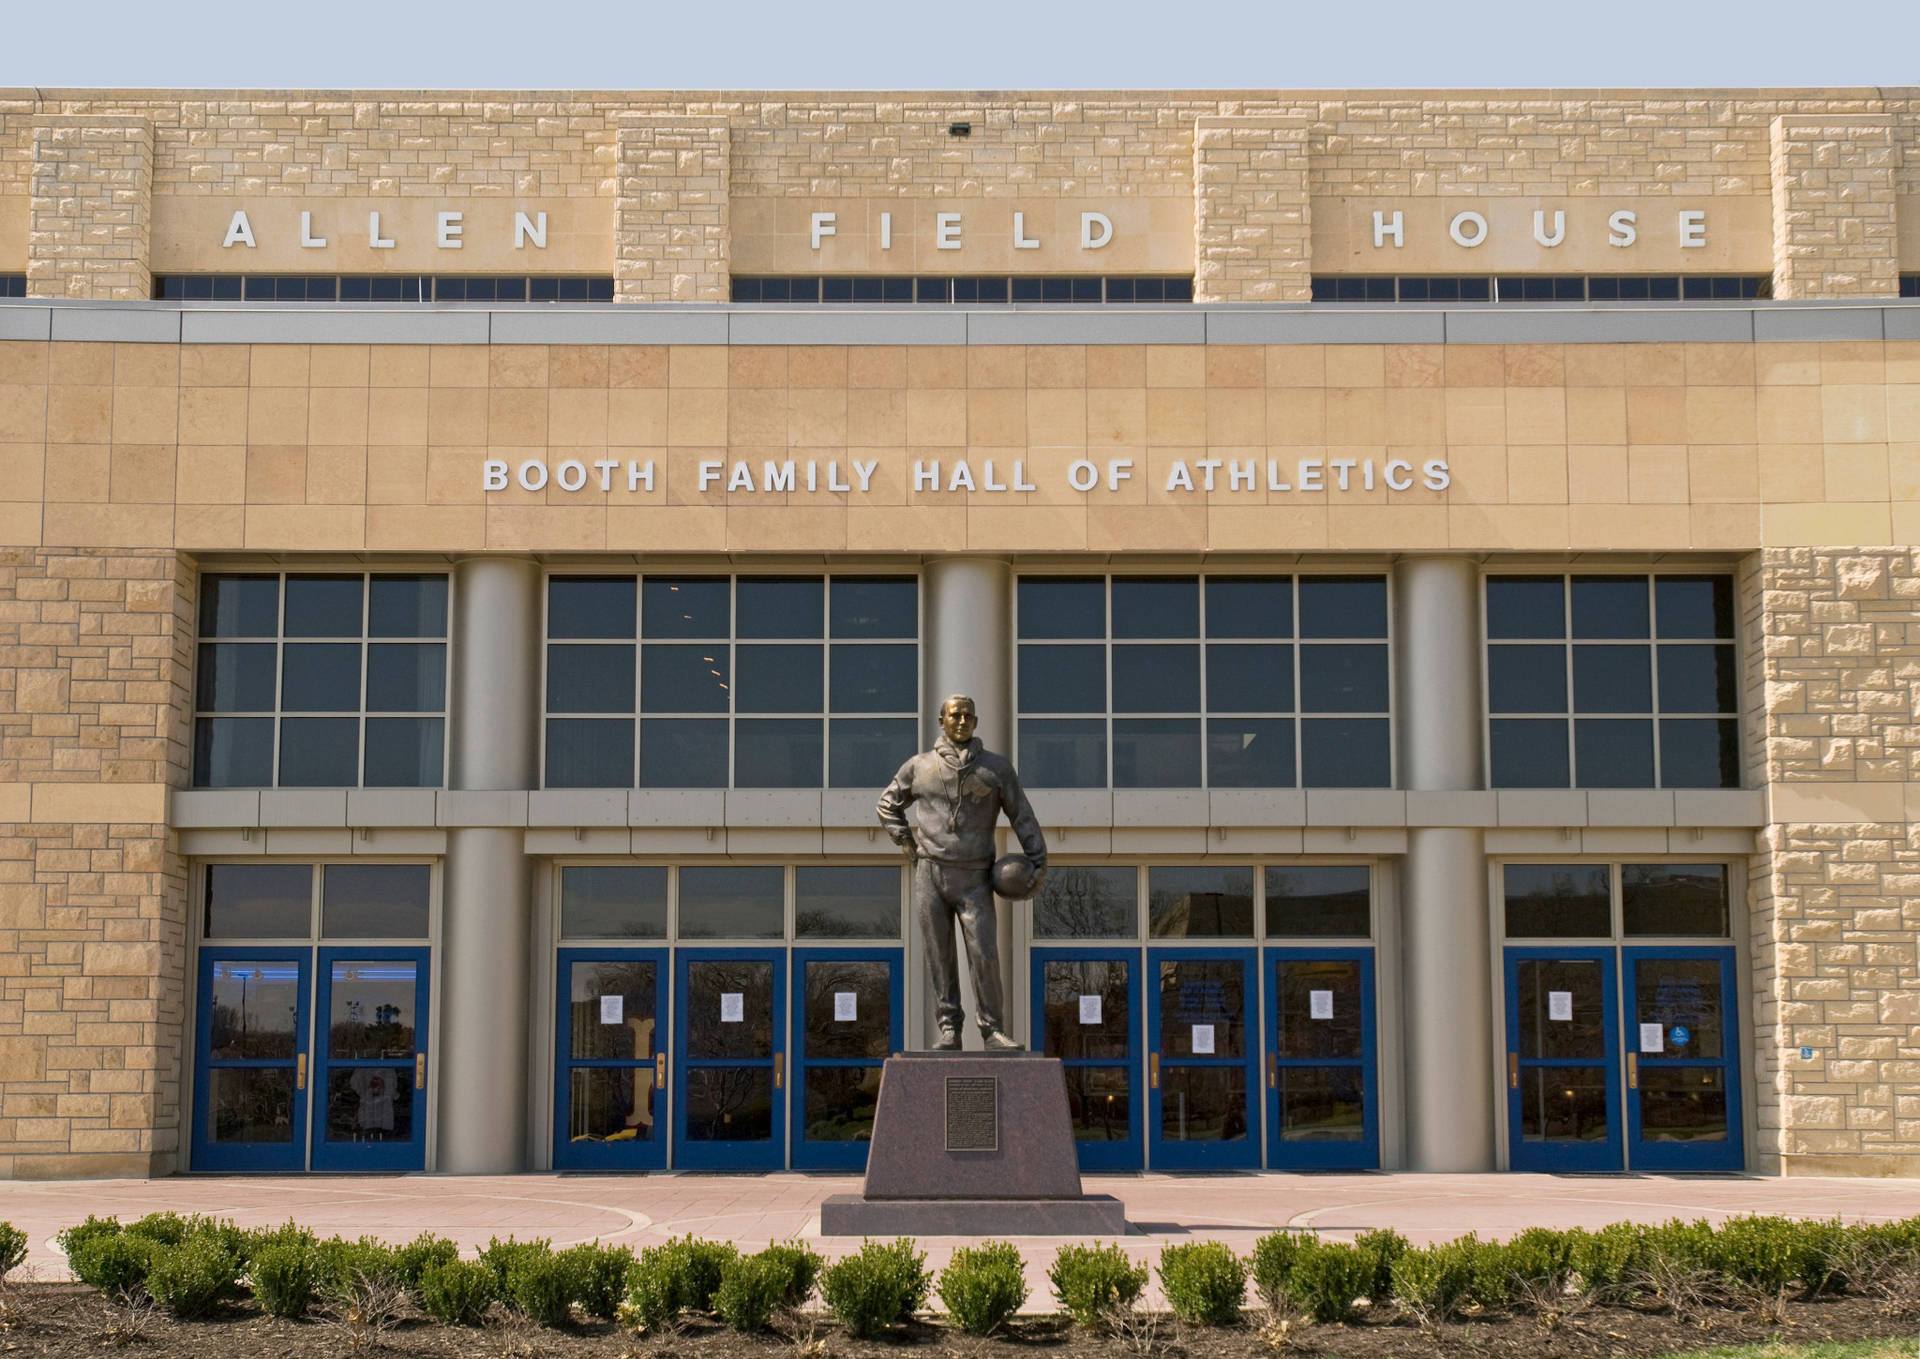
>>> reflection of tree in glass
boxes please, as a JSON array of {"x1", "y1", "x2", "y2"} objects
[
  {"x1": 1032, "y1": 867, "x2": 1133, "y2": 938},
  {"x1": 687, "y1": 961, "x2": 772, "y2": 1058}
]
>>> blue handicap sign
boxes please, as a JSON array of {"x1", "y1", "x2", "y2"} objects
[
  {"x1": 1670, "y1": 1025, "x2": 1690, "y2": 1046},
  {"x1": 1801, "y1": 1047, "x2": 1814, "y2": 1061}
]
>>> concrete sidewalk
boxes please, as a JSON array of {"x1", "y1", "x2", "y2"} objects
[{"x1": 7, "y1": 1172, "x2": 1920, "y2": 1300}]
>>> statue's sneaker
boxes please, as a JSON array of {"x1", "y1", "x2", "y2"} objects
[
  {"x1": 981, "y1": 1029, "x2": 1023, "y2": 1051},
  {"x1": 932, "y1": 1028, "x2": 963, "y2": 1051}
]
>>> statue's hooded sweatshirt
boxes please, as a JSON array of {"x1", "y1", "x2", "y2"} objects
[{"x1": 876, "y1": 735, "x2": 1048, "y2": 869}]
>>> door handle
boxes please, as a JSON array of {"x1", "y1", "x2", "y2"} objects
[
  {"x1": 1508, "y1": 1052, "x2": 1519, "y2": 1089},
  {"x1": 414, "y1": 1053, "x2": 426, "y2": 1090},
  {"x1": 774, "y1": 1053, "x2": 784, "y2": 1090},
  {"x1": 654, "y1": 1053, "x2": 667, "y2": 1090},
  {"x1": 295, "y1": 1053, "x2": 307, "y2": 1091},
  {"x1": 1626, "y1": 1053, "x2": 1638, "y2": 1090},
  {"x1": 1149, "y1": 1053, "x2": 1159, "y2": 1089},
  {"x1": 1267, "y1": 1053, "x2": 1277, "y2": 1089}
]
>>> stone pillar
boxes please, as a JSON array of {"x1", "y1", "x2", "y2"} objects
[
  {"x1": 614, "y1": 118, "x2": 730, "y2": 302},
  {"x1": 1392, "y1": 556, "x2": 1495, "y2": 1171},
  {"x1": 437, "y1": 557, "x2": 542, "y2": 1173},
  {"x1": 920, "y1": 558, "x2": 1016, "y2": 1049},
  {"x1": 1193, "y1": 116, "x2": 1311, "y2": 303},
  {"x1": 28, "y1": 116, "x2": 154, "y2": 300},
  {"x1": 1769, "y1": 116, "x2": 1900, "y2": 300}
]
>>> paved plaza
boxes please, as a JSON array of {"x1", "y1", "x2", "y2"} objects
[{"x1": 8, "y1": 1171, "x2": 1920, "y2": 1301}]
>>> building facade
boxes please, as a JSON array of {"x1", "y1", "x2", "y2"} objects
[{"x1": 1, "y1": 87, "x2": 1918, "y2": 1181}]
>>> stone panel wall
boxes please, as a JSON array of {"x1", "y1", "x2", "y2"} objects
[
  {"x1": 26, "y1": 117, "x2": 153, "y2": 301},
  {"x1": 0, "y1": 545, "x2": 193, "y2": 1177},
  {"x1": 1770, "y1": 117, "x2": 1902, "y2": 300}
]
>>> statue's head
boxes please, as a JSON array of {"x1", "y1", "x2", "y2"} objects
[{"x1": 938, "y1": 694, "x2": 978, "y2": 745}]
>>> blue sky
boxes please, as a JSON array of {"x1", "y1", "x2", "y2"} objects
[{"x1": 3, "y1": 0, "x2": 1913, "y2": 90}]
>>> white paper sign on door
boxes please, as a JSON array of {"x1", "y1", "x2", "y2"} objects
[
  {"x1": 1639, "y1": 1022, "x2": 1664, "y2": 1053},
  {"x1": 721, "y1": 992, "x2": 745, "y2": 1023},
  {"x1": 1079, "y1": 994, "x2": 1102, "y2": 1025},
  {"x1": 1548, "y1": 991, "x2": 1574, "y2": 1022},
  {"x1": 1309, "y1": 990, "x2": 1334, "y2": 1020},
  {"x1": 1191, "y1": 1023, "x2": 1216, "y2": 1054},
  {"x1": 833, "y1": 991, "x2": 857, "y2": 1022},
  {"x1": 600, "y1": 995, "x2": 623, "y2": 1025}
]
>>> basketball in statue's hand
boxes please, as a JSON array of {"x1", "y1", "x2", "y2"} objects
[{"x1": 990, "y1": 854, "x2": 1041, "y2": 899}]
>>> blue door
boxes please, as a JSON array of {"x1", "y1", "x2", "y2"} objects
[
  {"x1": 554, "y1": 949, "x2": 669, "y2": 1171},
  {"x1": 1505, "y1": 947, "x2": 1622, "y2": 1172},
  {"x1": 1146, "y1": 948, "x2": 1259, "y2": 1170},
  {"x1": 1265, "y1": 948, "x2": 1378, "y2": 1170},
  {"x1": 674, "y1": 949, "x2": 787, "y2": 1170},
  {"x1": 1623, "y1": 947, "x2": 1743, "y2": 1172},
  {"x1": 311, "y1": 948, "x2": 431, "y2": 1172},
  {"x1": 790, "y1": 948, "x2": 902, "y2": 1170},
  {"x1": 191, "y1": 948, "x2": 311, "y2": 1173},
  {"x1": 1030, "y1": 948, "x2": 1142, "y2": 1171}
]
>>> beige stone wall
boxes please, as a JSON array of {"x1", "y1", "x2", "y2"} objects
[
  {"x1": 1, "y1": 336, "x2": 1916, "y2": 556},
  {"x1": 1752, "y1": 547, "x2": 1920, "y2": 1175},
  {"x1": 614, "y1": 120, "x2": 729, "y2": 303},
  {"x1": 0, "y1": 546, "x2": 192, "y2": 1178},
  {"x1": 1771, "y1": 117, "x2": 1902, "y2": 300},
  {"x1": 26, "y1": 117, "x2": 152, "y2": 301},
  {"x1": 1193, "y1": 118, "x2": 1310, "y2": 304}
]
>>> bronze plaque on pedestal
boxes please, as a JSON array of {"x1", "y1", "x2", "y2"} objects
[{"x1": 944, "y1": 1075, "x2": 998, "y2": 1152}]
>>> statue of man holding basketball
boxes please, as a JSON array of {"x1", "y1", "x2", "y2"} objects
[{"x1": 876, "y1": 695, "x2": 1048, "y2": 1051}]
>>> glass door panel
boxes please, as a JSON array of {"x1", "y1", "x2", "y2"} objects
[
  {"x1": 192, "y1": 948, "x2": 310, "y2": 1172},
  {"x1": 1505, "y1": 947, "x2": 1621, "y2": 1172},
  {"x1": 1625, "y1": 946, "x2": 1742, "y2": 1171},
  {"x1": 1032, "y1": 949, "x2": 1141, "y2": 1170},
  {"x1": 1266, "y1": 950, "x2": 1377, "y2": 1169},
  {"x1": 791, "y1": 949, "x2": 901, "y2": 1170},
  {"x1": 311, "y1": 948, "x2": 430, "y2": 1171},
  {"x1": 554, "y1": 949, "x2": 667, "y2": 1171},
  {"x1": 1146, "y1": 948, "x2": 1258, "y2": 1170},
  {"x1": 674, "y1": 949, "x2": 786, "y2": 1170}
]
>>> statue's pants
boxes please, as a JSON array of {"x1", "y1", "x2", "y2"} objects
[{"x1": 914, "y1": 856, "x2": 1003, "y2": 1037}]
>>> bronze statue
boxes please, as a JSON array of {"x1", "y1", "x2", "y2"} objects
[{"x1": 877, "y1": 695, "x2": 1047, "y2": 1050}]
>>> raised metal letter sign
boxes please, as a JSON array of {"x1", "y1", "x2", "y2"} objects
[{"x1": 944, "y1": 1075, "x2": 999, "y2": 1152}]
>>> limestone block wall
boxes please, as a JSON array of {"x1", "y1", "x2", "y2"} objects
[
  {"x1": 1193, "y1": 117, "x2": 1310, "y2": 303},
  {"x1": 1754, "y1": 547, "x2": 1920, "y2": 1175},
  {"x1": 1771, "y1": 117, "x2": 1902, "y2": 300},
  {"x1": 26, "y1": 117, "x2": 153, "y2": 301},
  {"x1": 615, "y1": 120, "x2": 729, "y2": 302},
  {"x1": 0, "y1": 545, "x2": 193, "y2": 1178}
]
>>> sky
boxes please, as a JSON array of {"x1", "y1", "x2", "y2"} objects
[{"x1": 3, "y1": 0, "x2": 1915, "y2": 91}]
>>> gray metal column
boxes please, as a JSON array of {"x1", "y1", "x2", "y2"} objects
[
  {"x1": 438, "y1": 556, "x2": 542, "y2": 1173},
  {"x1": 1393, "y1": 556, "x2": 1496, "y2": 1171},
  {"x1": 920, "y1": 558, "x2": 1015, "y2": 1049}
]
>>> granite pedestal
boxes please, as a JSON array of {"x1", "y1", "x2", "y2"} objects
[{"x1": 821, "y1": 1052, "x2": 1127, "y2": 1236}]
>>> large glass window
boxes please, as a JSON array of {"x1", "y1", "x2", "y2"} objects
[
  {"x1": 193, "y1": 574, "x2": 448, "y2": 788},
  {"x1": 544, "y1": 575, "x2": 918, "y2": 789},
  {"x1": 1486, "y1": 574, "x2": 1738, "y2": 789},
  {"x1": 556, "y1": 863, "x2": 904, "y2": 942},
  {"x1": 1016, "y1": 574, "x2": 1390, "y2": 789},
  {"x1": 1501, "y1": 861, "x2": 1732, "y2": 939},
  {"x1": 201, "y1": 862, "x2": 432, "y2": 940}
]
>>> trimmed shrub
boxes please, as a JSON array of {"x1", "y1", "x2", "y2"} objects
[
  {"x1": 145, "y1": 1235, "x2": 242, "y2": 1319},
  {"x1": 1354, "y1": 1228, "x2": 1410, "y2": 1301},
  {"x1": 674, "y1": 1236, "x2": 738, "y2": 1312},
  {"x1": 1284, "y1": 1239, "x2": 1375, "y2": 1324},
  {"x1": 759, "y1": 1240, "x2": 823, "y2": 1309},
  {"x1": 1391, "y1": 1240, "x2": 1474, "y2": 1325},
  {"x1": 1250, "y1": 1231, "x2": 1309, "y2": 1311},
  {"x1": 1156, "y1": 1240, "x2": 1247, "y2": 1326},
  {"x1": 506, "y1": 1248, "x2": 577, "y2": 1328},
  {"x1": 68, "y1": 1232, "x2": 155, "y2": 1297},
  {"x1": 1462, "y1": 1234, "x2": 1514, "y2": 1308},
  {"x1": 819, "y1": 1238, "x2": 931, "y2": 1339},
  {"x1": 56, "y1": 1216, "x2": 124, "y2": 1266},
  {"x1": 248, "y1": 1239, "x2": 320, "y2": 1319},
  {"x1": 0, "y1": 1222, "x2": 27, "y2": 1281},
  {"x1": 938, "y1": 1241, "x2": 1028, "y2": 1337},
  {"x1": 559, "y1": 1242, "x2": 633, "y2": 1321},
  {"x1": 1716, "y1": 1216, "x2": 1807, "y2": 1294},
  {"x1": 315, "y1": 1235, "x2": 404, "y2": 1297},
  {"x1": 418, "y1": 1258, "x2": 496, "y2": 1327},
  {"x1": 125, "y1": 1212, "x2": 192, "y2": 1248},
  {"x1": 478, "y1": 1236, "x2": 551, "y2": 1294},
  {"x1": 1795, "y1": 1219, "x2": 1851, "y2": 1295},
  {"x1": 619, "y1": 1243, "x2": 686, "y2": 1334},
  {"x1": 1570, "y1": 1222, "x2": 1645, "y2": 1296},
  {"x1": 1506, "y1": 1227, "x2": 1576, "y2": 1293},
  {"x1": 394, "y1": 1233, "x2": 460, "y2": 1292},
  {"x1": 1048, "y1": 1243, "x2": 1148, "y2": 1328},
  {"x1": 714, "y1": 1250, "x2": 791, "y2": 1334}
]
